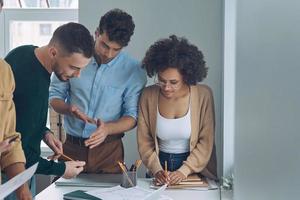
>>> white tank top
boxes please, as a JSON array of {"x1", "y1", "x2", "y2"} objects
[{"x1": 156, "y1": 104, "x2": 191, "y2": 154}]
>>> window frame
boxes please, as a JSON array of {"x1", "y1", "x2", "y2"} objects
[{"x1": 0, "y1": 8, "x2": 78, "y2": 57}]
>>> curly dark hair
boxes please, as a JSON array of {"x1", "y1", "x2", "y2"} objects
[
  {"x1": 98, "y1": 9, "x2": 135, "y2": 47},
  {"x1": 142, "y1": 35, "x2": 208, "y2": 85},
  {"x1": 49, "y1": 22, "x2": 94, "y2": 58}
]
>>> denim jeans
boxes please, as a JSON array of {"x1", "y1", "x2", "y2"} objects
[
  {"x1": 145, "y1": 151, "x2": 190, "y2": 178},
  {"x1": 159, "y1": 151, "x2": 190, "y2": 172}
]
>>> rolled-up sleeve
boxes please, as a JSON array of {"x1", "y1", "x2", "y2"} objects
[
  {"x1": 122, "y1": 67, "x2": 147, "y2": 120},
  {"x1": 0, "y1": 60, "x2": 26, "y2": 170},
  {"x1": 49, "y1": 73, "x2": 70, "y2": 101}
]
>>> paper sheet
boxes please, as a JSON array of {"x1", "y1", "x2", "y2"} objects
[
  {"x1": 87, "y1": 184, "x2": 171, "y2": 200},
  {"x1": 0, "y1": 163, "x2": 38, "y2": 199}
]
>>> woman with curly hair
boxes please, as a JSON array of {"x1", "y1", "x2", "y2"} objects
[{"x1": 137, "y1": 35, "x2": 217, "y2": 185}]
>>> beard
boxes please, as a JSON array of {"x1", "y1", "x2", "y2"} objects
[{"x1": 52, "y1": 62, "x2": 68, "y2": 82}]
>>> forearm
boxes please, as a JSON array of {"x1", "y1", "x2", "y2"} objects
[
  {"x1": 50, "y1": 98, "x2": 70, "y2": 115},
  {"x1": 36, "y1": 157, "x2": 65, "y2": 176},
  {"x1": 106, "y1": 116, "x2": 136, "y2": 135}
]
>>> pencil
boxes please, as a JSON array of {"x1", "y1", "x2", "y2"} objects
[
  {"x1": 117, "y1": 161, "x2": 134, "y2": 187},
  {"x1": 134, "y1": 159, "x2": 142, "y2": 171},
  {"x1": 164, "y1": 161, "x2": 167, "y2": 173},
  {"x1": 60, "y1": 153, "x2": 74, "y2": 161}
]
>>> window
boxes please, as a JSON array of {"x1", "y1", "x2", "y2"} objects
[
  {"x1": 1, "y1": 8, "x2": 78, "y2": 56},
  {"x1": 3, "y1": 0, "x2": 78, "y2": 8},
  {"x1": 0, "y1": 1, "x2": 78, "y2": 155}
]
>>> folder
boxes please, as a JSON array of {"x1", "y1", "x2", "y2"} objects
[{"x1": 63, "y1": 190, "x2": 102, "y2": 200}]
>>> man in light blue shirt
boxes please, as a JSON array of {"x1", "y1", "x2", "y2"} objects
[{"x1": 49, "y1": 9, "x2": 147, "y2": 173}]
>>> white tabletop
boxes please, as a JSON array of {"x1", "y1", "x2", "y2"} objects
[{"x1": 35, "y1": 174, "x2": 226, "y2": 200}]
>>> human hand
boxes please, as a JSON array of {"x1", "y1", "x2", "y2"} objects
[
  {"x1": 69, "y1": 105, "x2": 96, "y2": 124},
  {"x1": 168, "y1": 171, "x2": 186, "y2": 185},
  {"x1": 16, "y1": 184, "x2": 32, "y2": 200},
  {"x1": 84, "y1": 119, "x2": 108, "y2": 149},
  {"x1": 63, "y1": 161, "x2": 86, "y2": 179},
  {"x1": 154, "y1": 170, "x2": 170, "y2": 185},
  {"x1": 44, "y1": 131, "x2": 63, "y2": 160},
  {"x1": 0, "y1": 139, "x2": 12, "y2": 153}
]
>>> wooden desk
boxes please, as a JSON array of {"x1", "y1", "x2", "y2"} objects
[{"x1": 36, "y1": 174, "x2": 224, "y2": 200}]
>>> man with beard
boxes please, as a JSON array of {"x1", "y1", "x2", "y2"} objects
[
  {"x1": 49, "y1": 9, "x2": 146, "y2": 173},
  {"x1": 3, "y1": 22, "x2": 94, "y2": 197}
]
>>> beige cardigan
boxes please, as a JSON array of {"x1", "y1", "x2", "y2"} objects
[
  {"x1": 0, "y1": 59, "x2": 26, "y2": 184},
  {"x1": 137, "y1": 84, "x2": 217, "y2": 179}
]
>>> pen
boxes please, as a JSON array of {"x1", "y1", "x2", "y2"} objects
[{"x1": 129, "y1": 164, "x2": 135, "y2": 171}]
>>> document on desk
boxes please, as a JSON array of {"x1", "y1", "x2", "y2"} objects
[
  {"x1": 0, "y1": 163, "x2": 38, "y2": 199},
  {"x1": 55, "y1": 173, "x2": 121, "y2": 187},
  {"x1": 86, "y1": 184, "x2": 172, "y2": 200}
]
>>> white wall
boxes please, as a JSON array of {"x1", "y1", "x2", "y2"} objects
[
  {"x1": 79, "y1": 0, "x2": 224, "y2": 177},
  {"x1": 234, "y1": 0, "x2": 300, "y2": 199}
]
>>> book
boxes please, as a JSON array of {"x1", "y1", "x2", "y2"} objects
[
  {"x1": 181, "y1": 174, "x2": 203, "y2": 182},
  {"x1": 151, "y1": 173, "x2": 209, "y2": 189},
  {"x1": 63, "y1": 190, "x2": 102, "y2": 200}
]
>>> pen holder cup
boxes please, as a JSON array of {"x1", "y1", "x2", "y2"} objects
[{"x1": 121, "y1": 171, "x2": 137, "y2": 188}]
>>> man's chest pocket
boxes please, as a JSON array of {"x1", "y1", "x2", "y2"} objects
[{"x1": 102, "y1": 85, "x2": 124, "y2": 113}]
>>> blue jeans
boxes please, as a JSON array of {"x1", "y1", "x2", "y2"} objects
[
  {"x1": 159, "y1": 151, "x2": 190, "y2": 172},
  {"x1": 145, "y1": 151, "x2": 190, "y2": 178}
]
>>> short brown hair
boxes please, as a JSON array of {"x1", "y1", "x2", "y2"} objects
[{"x1": 49, "y1": 22, "x2": 94, "y2": 58}]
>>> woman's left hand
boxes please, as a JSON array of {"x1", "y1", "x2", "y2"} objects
[{"x1": 168, "y1": 170, "x2": 186, "y2": 185}]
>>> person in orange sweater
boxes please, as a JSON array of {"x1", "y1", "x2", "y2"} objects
[
  {"x1": 0, "y1": 1, "x2": 31, "y2": 199},
  {"x1": 0, "y1": 59, "x2": 32, "y2": 200},
  {"x1": 137, "y1": 35, "x2": 217, "y2": 185}
]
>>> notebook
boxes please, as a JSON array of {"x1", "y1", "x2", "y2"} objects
[{"x1": 63, "y1": 190, "x2": 102, "y2": 200}]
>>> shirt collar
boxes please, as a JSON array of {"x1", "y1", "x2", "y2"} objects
[{"x1": 92, "y1": 51, "x2": 123, "y2": 68}]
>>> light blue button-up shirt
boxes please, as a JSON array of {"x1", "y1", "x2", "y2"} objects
[{"x1": 49, "y1": 51, "x2": 147, "y2": 138}]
